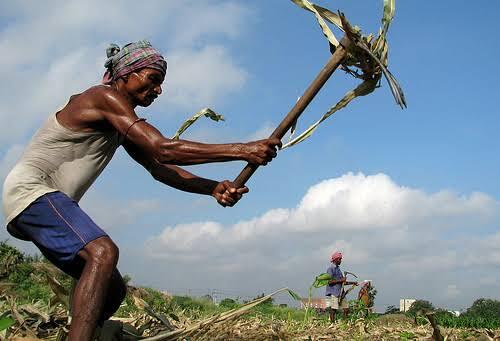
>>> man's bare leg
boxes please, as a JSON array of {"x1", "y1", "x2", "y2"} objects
[
  {"x1": 98, "y1": 269, "x2": 127, "y2": 324},
  {"x1": 343, "y1": 308, "x2": 349, "y2": 319},
  {"x1": 329, "y1": 308, "x2": 337, "y2": 323},
  {"x1": 68, "y1": 237, "x2": 119, "y2": 341}
]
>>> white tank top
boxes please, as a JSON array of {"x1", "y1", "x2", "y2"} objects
[{"x1": 2, "y1": 113, "x2": 123, "y2": 224}]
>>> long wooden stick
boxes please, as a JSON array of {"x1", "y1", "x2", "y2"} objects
[{"x1": 233, "y1": 36, "x2": 351, "y2": 187}]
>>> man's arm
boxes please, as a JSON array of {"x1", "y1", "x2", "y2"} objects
[
  {"x1": 123, "y1": 140, "x2": 247, "y2": 207},
  {"x1": 327, "y1": 277, "x2": 357, "y2": 286},
  {"x1": 328, "y1": 278, "x2": 346, "y2": 285},
  {"x1": 101, "y1": 89, "x2": 280, "y2": 166}
]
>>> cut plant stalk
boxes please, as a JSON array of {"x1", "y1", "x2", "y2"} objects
[{"x1": 233, "y1": 35, "x2": 351, "y2": 188}]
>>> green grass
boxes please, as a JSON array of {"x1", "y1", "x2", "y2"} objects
[
  {"x1": 399, "y1": 331, "x2": 416, "y2": 340},
  {"x1": 434, "y1": 312, "x2": 500, "y2": 329},
  {"x1": 408, "y1": 310, "x2": 500, "y2": 329},
  {"x1": 1, "y1": 241, "x2": 73, "y2": 305}
]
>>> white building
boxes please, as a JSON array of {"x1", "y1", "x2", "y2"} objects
[{"x1": 400, "y1": 298, "x2": 416, "y2": 312}]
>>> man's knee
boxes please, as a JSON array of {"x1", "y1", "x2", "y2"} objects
[{"x1": 81, "y1": 237, "x2": 119, "y2": 267}]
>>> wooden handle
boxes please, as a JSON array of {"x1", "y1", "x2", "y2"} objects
[{"x1": 233, "y1": 36, "x2": 351, "y2": 187}]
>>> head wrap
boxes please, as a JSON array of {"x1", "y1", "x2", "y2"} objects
[
  {"x1": 102, "y1": 40, "x2": 167, "y2": 85},
  {"x1": 330, "y1": 251, "x2": 342, "y2": 263}
]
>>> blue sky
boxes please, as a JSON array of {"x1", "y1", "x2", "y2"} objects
[{"x1": 1, "y1": 0, "x2": 499, "y2": 312}]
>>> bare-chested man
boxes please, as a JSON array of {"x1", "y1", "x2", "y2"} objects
[{"x1": 2, "y1": 40, "x2": 281, "y2": 340}]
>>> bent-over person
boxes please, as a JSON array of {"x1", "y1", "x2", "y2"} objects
[{"x1": 2, "y1": 40, "x2": 281, "y2": 341}]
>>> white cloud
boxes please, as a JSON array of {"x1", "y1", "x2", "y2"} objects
[
  {"x1": 141, "y1": 172, "x2": 500, "y2": 310},
  {"x1": 0, "y1": 0, "x2": 252, "y2": 143},
  {"x1": 79, "y1": 189, "x2": 162, "y2": 230},
  {"x1": 478, "y1": 276, "x2": 497, "y2": 286},
  {"x1": 166, "y1": 2, "x2": 253, "y2": 47},
  {"x1": 0, "y1": 1, "x2": 250, "y2": 68},
  {"x1": 163, "y1": 45, "x2": 247, "y2": 109},
  {"x1": 446, "y1": 284, "x2": 460, "y2": 299},
  {"x1": 463, "y1": 232, "x2": 500, "y2": 267},
  {"x1": 145, "y1": 173, "x2": 499, "y2": 264}
]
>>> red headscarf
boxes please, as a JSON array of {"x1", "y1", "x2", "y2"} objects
[
  {"x1": 102, "y1": 40, "x2": 167, "y2": 85},
  {"x1": 330, "y1": 251, "x2": 342, "y2": 263}
]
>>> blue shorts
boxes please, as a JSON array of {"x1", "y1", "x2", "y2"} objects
[{"x1": 10, "y1": 191, "x2": 108, "y2": 276}]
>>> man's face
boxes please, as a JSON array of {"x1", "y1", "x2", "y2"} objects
[
  {"x1": 126, "y1": 68, "x2": 165, "y2": 107},
  {"x1": 334, "y1": 258, "x2": 342, "y2": 266}
]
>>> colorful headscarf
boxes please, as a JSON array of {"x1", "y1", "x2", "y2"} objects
[
  {"x1": 102, "y1": 40, "x2": 167, "y2": 85},
  {"x1": 330, "y1": 251, "x2": 342, "y2": 263}
]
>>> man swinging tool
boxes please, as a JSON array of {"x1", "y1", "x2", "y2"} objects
[{"x1": 2, "y1": 40, "x2": 281, "y2": 341}]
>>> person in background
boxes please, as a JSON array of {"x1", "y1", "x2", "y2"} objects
[{"x1": 325, "y1": 251, "x2": 358, "y2": 323}]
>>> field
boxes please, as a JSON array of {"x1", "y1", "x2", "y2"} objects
[{"x1": 1, "y1": 241, "x2": 499, "y2": 340}]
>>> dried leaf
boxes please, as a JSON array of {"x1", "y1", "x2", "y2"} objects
[
  {"x1": 168, "y1": 313, "x2": 179, "y2": 322},
  {"x1": 290, "y1": 0, "x2": 340, "y2": 47},
  {"x1": 141, "y1": 287, "x2": 299, "y2": 341},
  {"x1": 45, "y1": 275, "x2": 69, "y2": 309},
  {"x1": 19, "y1": 304, "x2": 50, "y2": 324},
  {"x1": 132, "y1": 293, "x2": 175, "y2": 331},
  {"x1": 132, "y1": 294, "x2": 148, "y2": 310},
  {"x1": 282, "y1": 79, "x2": 378, "y2": 148},
  {"x1": 382, "y1": 0, "x2": 396, "y2": 34},
  {"x1": 172, "y1": 108, "x2": 225, "y2": 140}
]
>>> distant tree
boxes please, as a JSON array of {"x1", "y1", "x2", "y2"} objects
[
  {"x1": 200, "y1": 294, "x2": 213, "y2": 303},
  {"x1": 220, "y1": 298, "x2": 238, "y2": 309},
  {"x1": 253, "y1": 293, "x2": 273, "y2": 306},
  {"x1": 465, "y1": 298, "x2": 500, "y2": 318},
  {"x1": 385, "y1": 305, "x2": 400, "y2": 314},
  {"x1": 406, "y1": 300, "x2": 435, "y2": 315},
  {"x1": 0, "y1": 241, "x2": 26, "y2": 279},
  {"x1": 122, "y1": 274, "x2": 132, "y2": 285}
]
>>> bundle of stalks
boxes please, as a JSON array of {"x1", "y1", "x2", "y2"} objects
[{"x1": 282, "y1": 0, "x2": 406, "y2": 148}]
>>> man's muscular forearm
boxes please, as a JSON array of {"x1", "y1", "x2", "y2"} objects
[
  {"x1": 155, "y1": 139, "x2": 249, "y2": 166},
  {"x1": 150, "y1": 163, "x2": 219, "y2": 195}
]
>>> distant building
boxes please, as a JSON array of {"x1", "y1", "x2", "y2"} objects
[
  {"x1": 300, "y1": 298, "x2": 327, "y2": 311},
  {"x1": 400, "y1": 298, "x2": 416, "y2": 312}
]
